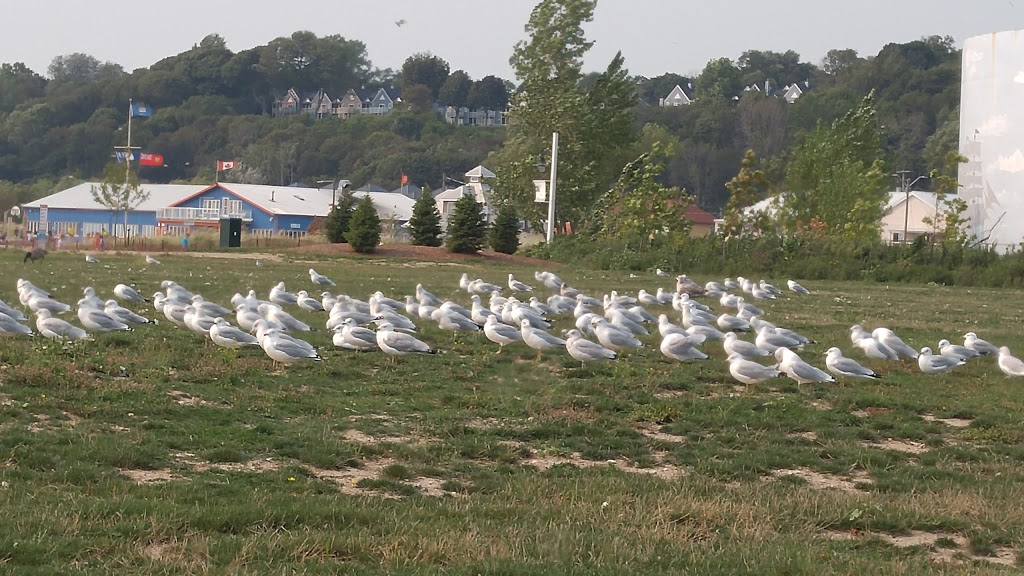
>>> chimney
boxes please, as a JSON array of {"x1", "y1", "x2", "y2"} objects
[{"x1": 271, "y1": 191, "x2": 275, "y2": 202}]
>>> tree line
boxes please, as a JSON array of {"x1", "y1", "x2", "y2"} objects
[{"x1": 0, "y1": 4, "x2": 960, "y2": 225}]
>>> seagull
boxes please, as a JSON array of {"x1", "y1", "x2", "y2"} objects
[
  {"x1": 0, "y1": 299, "x2": 26, "y2": 321},
  {"x1": 260, "y1": 303, "x2": 315, "y2": 332},
  {"x1": 657, "y1": 314, "x2": 687, "y2": 338},
  {"x1": 964, "y1": 332, "x2": 999, "y2": 356},
  {"x1": 0, "y1": 312, "x2": 33, "y2": 336},
  {"x1": 521, "y1": 319, "x2": 566, "y2": 358},
  {"x1": 825, "y1": 347, "x2": 881, "y2": 381},
  {"x1": 872, "y1": 328, "x2": 919, "y2": 360},
  {"x1": 296, "y1": 291, "x2": 326, "y2": 313},
  {"x1": 269, "y1": 282, "x2": 299, "y2": 306},
  {"x1": 535, "y1": 271, "x2": 565, "y2": 290},
  {"x1": 191, "y1": 295, "x2": 232, "y2": 317},
  {"x1": 656, "y1": 268, "x2": 671, "y2": 277},
  {"x1": 918, "y1": 347, "x2": 965, "y2": 374},
  {"x1": 755, "y1": 326, "x2": 802, "y2": 354},
  {"x1": 787, "y1": 280, "x2": 810, "y2": 295},
  {"x1": 27, "y1": 293, "x2": 72, "y2": 315},
  {"x1": 723, "y1": 331, "x2": 769, "y2": 360},
  {"x1": 998, "y1": 347, "x2": 1024, "y2": 377},
  {"x1": 660, "y1": 332, "x2": 708, "y2": 361},
  {"x1": 85, "y1": 255, "x2": 100, "y2": 264},
  {"x1": 209, "y1": 317, "x2": 260, "y2": 349},
  {"x1": 104, "y1": 300, "x2": 154, "y2": 325},
  {"x1": 416, "y1": 284, "x2": 443, "y2": 307},
  {"x1": 376, "y1": 322, "x2": 436, "y2": 358},
  {"x1": 333, "y1": 318, "x2": 378, "y2": 351},
  {"x1": 80, "y1": 287, "x2": 106, "y2": 310},
  {"x1": 591, "y1": 317, "x2": 643, "y2": 352},
  {"x1": 508, "y1": 274, "x2": 533, "y2": 293},
  {"x1": 717, "y1": 313, "x2": 751, "y2": 332},
  {"x1": 114, "y1": 284, "x2": 150, "y2": 303},
  {"x1": 35, "y1": 309, "x2": 90, "y2": 341},
  {"x1": 261, "y1": 328, "x2": 322, "y2": 366},
  {"x1": 565, "y1": 329, "x2": 617, "y2": 366},
  {"x1": 775, "y1": 348, "x2": 835, "y2": 384},
  {"x1": 394, "y1": 18, "x2": 407, "y2": 27},
  {"x1": 938, "y1": 339, "x2": 981, "y2": 361},
  {"x1": 309, "y1": 268, "x2": 336, "y2": 287},
  {"x1": 726, "y1": 353, "x2": 781, "y2": 385},
  {"x1": 145, "y1": 255, "x2": 161, "y2": 265},
  {"x1": 483, "y1": 316, "x2": 523, "y2": 353}
]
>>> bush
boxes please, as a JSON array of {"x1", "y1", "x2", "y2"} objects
[
  {"x1": 408, "y1": 187, "x2": 443, "y2": 246},
  {"x1": 325, "y1": 192, "x2": 356, "y2": 243},
  {"x1": 489, "y1": 205, "x2": 521, "y2": 254},
  {"x1": 344, "y1": 196, "x2": 381, "y2": 253},
  {"x1": 445, "y1": 194, "x2": 488, "y2": 254}
]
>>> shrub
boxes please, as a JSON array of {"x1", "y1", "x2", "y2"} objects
[
  {"x1": 408, "y1": 187, "x2": 443, "y2": 247},
  {"x1": 446, "y1": 194, "x2": 488, "y2": 254},
  {"x1": 489, "y1": 205, "x2": 521, "y2": 254},
  {"x1": 325, "y1": 192, "x2": 356, "y2": 243},
  {"x1": 344, "y1": 196, "x2": 381, "y2": 253}
]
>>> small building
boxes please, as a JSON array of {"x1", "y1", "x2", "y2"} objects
[
  {"x1": 659, "y1": 83, "x2": 695, "y2": 107},
  {"x1": 685, "y1": 204, "x2": 717, "y2": 237},
  {"x1": 443, "y1": 106, "x2": 508, "y2": 126},
  {"x1": 881, "y1": 190, "x2": 943, "y2": 244},
  {"x1": 434, "y1": 166, "x2": 496, "y2": 230}
]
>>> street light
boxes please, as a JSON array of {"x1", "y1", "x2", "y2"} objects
[
  {"x1": 535, "y1": 132, "x2": 559, "y2": 243},
  {"x1": 893, "y1": 171, "x2": 928, "y2": 245}
]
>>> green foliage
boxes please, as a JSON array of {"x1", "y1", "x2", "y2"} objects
[
  {"x1": 400, "y1": 52, "x2": 450, "y2": 99},
  {"x1": 344, "y1": 195, "x2": 381, "y2": 253},
  {"x1": 467, "y1": 76, "x2": 510, "y2": 110},
  {"x1": 489, "y1": 204, "x2": 521, "y2": 254},
  {"x1": 90, "y1": 163, "x2": 150, "y2": 237},
  {"x1": 409, "y1": 187, "x2": 443, "y2": 246},
  {"x1": 324, "y1": 191, "x2": 356, "y2": 243},
  {"x1": 445, "y1": 193, "x2": 488, "y2": 254},
  {"x1": 696, "y1": 57, "x2": 744, "y2": 99},
  {"x1": 722, "y1": 149, "x2": 771, "y2": 237},
  {"x1": 782, "y1": 93, "x2": 888, "y2": 241},
  {"x1": 438, "y1": 70, "x2": 472, "y2": 107}
]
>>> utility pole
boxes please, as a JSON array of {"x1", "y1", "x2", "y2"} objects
[
  {"x1": 893, "y1": 170, "x2": 928, "y2": 246},
  {"x1": 547, "y1": 132, "x2": 559, "y2": 243}
]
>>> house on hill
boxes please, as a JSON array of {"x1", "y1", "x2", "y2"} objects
[{"x1": 659, "y1": 83, "x2": 696, "y2": 107}]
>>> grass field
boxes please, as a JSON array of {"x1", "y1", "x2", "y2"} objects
[{"x1": 1, "y1": 247, "x2": 1023, "y2": 574}]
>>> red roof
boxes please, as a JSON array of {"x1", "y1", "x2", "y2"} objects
[{"x1": 684, "y1": 204, "x2": 716, "y2": 225}]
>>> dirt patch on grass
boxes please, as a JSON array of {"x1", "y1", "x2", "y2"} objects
[
  {"x1": 525, "y1": 451, "x2": 687, "y2": 480},
  {"x1": 0, "y1": 393, "x2": 12, "y2": 406},
  {"x1": 825, "y1": 530, "x2": 1016, "y2": 566},
  {"x1": 173, "y1": 452, "x2": 281, "y2": 473},
  {"x1": 769, "y1": 467, "x2": 871, "y2": 493},
  {"x1": 637, "y1": 424, "x2": 687, "y2": 443},
  {"x1": 119, "y1": 469, "x2": 185, "y2": 484},
  {"x1": 288, "y1": 243, "x2": 562, "y2": 268},
  {"x1": 787, "y1": 431, "x2": 818, "y2": 441},
  {"x1": 860, "y1": 439, "x2": 930, "y2": 454},
  {"x1": 341, "y1": 428, "x2": 428, "y2": 446},
  {"x1": 810, "y1": 400, "x2": 833, "y2": 411},
  {"x1": 308, "y1": 459, "x2": 460, "y2": 498},
  {"x1": 141, "y1": 542, "x2": 172, "y2": 561},
  {"x1": 654, "y1": 390, "x2": 688, "y2": 399},
  {"x1": 167, "y1": 390, "x2": 216, "y2": 407},
  {"x1": 922, "y1": 414, "x2": 973, "y2": 428}
]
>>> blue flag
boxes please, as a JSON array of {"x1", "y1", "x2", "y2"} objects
[
  {"x1": 114, "y1": 151, "x2": 139, "y2": 163},
  {"x1": 130, "y1": 103, "x2": 153, "y2": 118}
]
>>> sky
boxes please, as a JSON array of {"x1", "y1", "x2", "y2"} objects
[{"x1": 1, "y1": 0, "x2": 1020, "y2": 81}]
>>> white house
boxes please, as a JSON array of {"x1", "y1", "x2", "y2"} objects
[
  {"x1": 435, "y1": 165, "x2": 496, "y2": 230},
  {"x1": 659, "y1": 83, "x2": 695, "y2": 107},
  {"x1": 881, "y1": 191, "x2": 944, "y2": 244}
]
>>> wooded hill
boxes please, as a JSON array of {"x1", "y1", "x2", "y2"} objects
[{"x1": 0, "y1": 31, "x2": 960, "y2": 216}]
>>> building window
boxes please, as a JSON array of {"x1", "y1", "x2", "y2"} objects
[
  {"x1": 891, "y1": 232, "x2": 901, "y2": 243},
  {"x1": 202, "y1": 199, "x2": 220, "y2": 212}
]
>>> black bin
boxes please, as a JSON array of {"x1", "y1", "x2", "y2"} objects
[{"x1": 219, "y1": 218, "x2": 242, "y2": 248}]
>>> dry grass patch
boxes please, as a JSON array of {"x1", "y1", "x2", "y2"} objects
[
  {"x1": 787, "y1": 431, "x2": 818, "y2": 441},
  {"x1": 826, "y1": 530, "x2": 1017, "y2": 566},
  {"x1": 120, "y1": 469, "x2": 185, "y2": 484},
  {"x1": 524, "y1": 451, "x2": 687, "y2": 480},
  {"x1": 341, "y1": 428, "x2": 431, "y2": 446},
  {"x1": 768, "y1": 467, "x2": 872, "y2": 493},
  {"x1": 166, "y1": 390, "x2": 216, "y2": 407},
  {"x1": 637, "y1": 424, "x2": 687, "y2": 443},
  {"x1": 810, "y1": 400, "x2": 833, "y2": 411},
  {"x1": 173, "y1": 451, "x2": 282, "y2": 473},
  {"x1": 860, "y1": 438, "x2": 930, "y2": 454},
  {"x1": 922, "y1": 414, "x2": 973, "y2": 428}
]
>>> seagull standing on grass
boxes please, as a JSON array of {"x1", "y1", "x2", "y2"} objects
[
  {"x1": 209, "y1": 317, "x2": 260, "y2": 349},
  {"x1": 726, "y1": 354, "x2": 782, "y2": 385},
  {"x1": 0, "y1": 313, "x2": 33, "y2": 337},
  {"x1": 333, "y1": 318, "x2": 379, "y2": 351},
  {"x1": 998, "y1": 347, "x2": 1024, "y2": 377},
  {"x1": 656, "y1": 268, "x2": 671, "y2": 278},
  {"x1": 508, "y1": 274, "x2": 533, "y2": 293},
  {"x1": 261, "y1": 328, "x2": 322, "y2": 367},
  {"x1": 35, "y1": 309, "x2": 90, "y2": 341},
  {"x1": 873, "y1": 328, "x2": 919, "y2": 360},
  {"x1": 938, "y1": 339, "x2": 981, "y2": 361},
  {"x1": 775, "y1": 348, "x2": 835, "y2": 384},
  {"x1": 964, "y1": 332, "x2": 999, "y2": 356},
  {"x1": 483, "y1": 316, "x2": 523, "y2": 353},
  {"x1": 660, "y1": 332, "x2": 708, "y2": 361},
  {"x1": 825, "y1": 347, "x2": 881, "y2": 382},
  {"x1": 520, "y1": 319, "x2": 565, "y2": 359},
  {"x1": 85, "y1": 255, "x2": 100, "y2": 264},
  {"x1": 565, "y1": 329, "x2": 617, "y2": 366},
  {"x1": 114, "y1": 284, "x2": 150, "y2": 303},
  {"x1": 918, "y1": 347, "x2": 965, "y2": 374},
  {"x1": 104, "y1": 300, "x2": 155, "y2": 325},
  {"x1": 375, "y1": 322, "x2": 436, "y2": 358},
  {"x1": 146, "y1": 255, "x2": 161, "y2": 265},
  {"x1": 309, "y1": 268, "x2": 336, "y2": 287},
  {"x1": 787, "y1": 280, "x2": 810, "y2": 295}
]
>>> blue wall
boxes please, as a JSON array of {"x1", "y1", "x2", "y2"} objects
[
  {"x1": 23, "y1": 207, "x2": 157, "y2": 232},
  {"x1": 171, "y1": 187, "x2": 276, "y2": 231},
  {"x1": 275, "y1": 214, "x2": 314, "y2": 234}
]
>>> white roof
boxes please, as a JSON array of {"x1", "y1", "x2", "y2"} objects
[
  {"x1": 434, "y1": 188, "x2": 464, "y2": 201},
  {"x1": 884, "y1": 190, "x2": 941, "y2": 212},
  {"x1": 434, "y1": 183, "x2": 492, "y2": 205},
  {"x1": 465, "y1": 165, "x2": 495, "y2": 179},
  {"x1": 351, "y1": 190, "x2": 414, "y2": 221},
  {"x1": 216, "y1": 183, "x2": 335, "y2": 216},
  {"x1": 22, "y1": 182, "x2": 206, "y2": 211}
]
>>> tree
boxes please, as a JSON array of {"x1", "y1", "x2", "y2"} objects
[
  {"x1": 489, "y1": 204, "x2": 521, "y2": 254},
  {"x1": 696, "y1": 57, "x2": 743, "y2": 99},
  {"x1": 821, "y1": 48, "x2": 862, "y2": 76},
  {"x1": 90, "y1": 162, "x2": 150, "y2": 238},
  {"x1": 467, "y1": 75, "x2": 510, "y2": 110},
  {"x1": 722, "y1": 149, "x2": 771, "y2": 237},
  {"x1": 324, "y1": 191, "x2": 356, "y2": 243},
  {"x1": 782, "y1": 93, "x2": 888, "y2": 241},
  {"x1": 0, "y1": 63, "x2": 47, "y2": 114},
  {"x1": 409, "y1": 187, "x2": 443, "y2": 246},
  {"x1": 345, "y1": 195, "x2": 381, "y2": 253},
  {"x1": 446, "y1": 193, "x2": 488, "y2": 254},
  {"x1": 438, "y1": 70, "x2": 472, "y2": 107},
  {"x1": 400, "y1": 52, "x2": 450, "y2": 99},
  {"x1": 737, "y1": 93, "x2": 789, "y2": 159},
  {"x1": 923, "y1": 150, "x2": 970, "y2": 246}
]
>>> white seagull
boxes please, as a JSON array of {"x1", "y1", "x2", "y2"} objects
[
  {"x1": 565, "y1": 329, "x2": 617, "y2": 366},
  {"x1": 998, "y1": 347, "x2": 1024, "y2": 377},
  {"x1": 104, "y1": 300, "x2": 154, "y2": 325},
  {"x1": 35, "y1": 309, "x2": 90, "y2": 341},
  {"x1": 309, "y1": 268, "x2": 336, "y2": 286},
  {"x1": 507, "y1": 274, "x2": 533, "y2": 293},
  {"x1": 938, "y1": 339, "x2": 981, "y2": 361},
  {"x1": 333, "y1": 318, "x2": 379, "y2": 351},
  {"x1": 726, "y1": 353, "x2": 782, "y2": 385},
  {"x1": 261, "y1": 328, "x2": 322, "y2": 367},
  {"x1": 660, "y1": 332, "x2": 708, "y2": 361},
  {"x1": 825, "y1": 347, "x2": 881, "y2": 381},
  {"x1": 775, "y1": 348, "x2": 835, "y2": 384},
  {"x1": 787, "y1": 280, "x2": 810, "y2": 295},
  {"x1": 114, "y1": 284, "x2": 150, "y2": 303},
  {"x1": 209, "y1": 317, "x2": 260, "y2": 349},
  {"x1": 376, "y1": 322, "x2": 436, "y2": 358},
  {"x1": 964, "y1": 332, "x2": 999, "y2": 356},
  {"x1": 85, "y1": 255, "x2": 100, "y2": 264},
  {"x1": 872, "y1": 328, "x2": 919, "y2": 360},
  {"x1": 520, "y1": 319, "x2": 566, "y2": 358},
  {"x1": 918, "y1": 347, "x2": 965, "y2": 374},
  {"x1": 146, "y1": 255, "x2": 161, "y2": 265},
  {"x1": 483, "y1": 316, "x2": 523, "y2": 353}
]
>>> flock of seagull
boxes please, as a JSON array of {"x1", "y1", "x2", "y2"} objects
[{"x1": 3, "y1": 262, "x2": 1024, "y2": 382}]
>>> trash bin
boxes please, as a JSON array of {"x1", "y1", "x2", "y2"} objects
[{"x1": 219, "y1": 218, "x2": 242, "y2": 248}]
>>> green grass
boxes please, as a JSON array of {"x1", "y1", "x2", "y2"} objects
[{"x1": 0, "y1": 247, "x2": 1022, "y2": 574}]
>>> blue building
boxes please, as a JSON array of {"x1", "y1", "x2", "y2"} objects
[{"x1": 22, "y1": 182, "x2": 414, "y2": 239}]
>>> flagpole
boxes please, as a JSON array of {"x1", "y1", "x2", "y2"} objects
[{"x1": 123, "y1": 99, "x2": 133, "y2": 239}]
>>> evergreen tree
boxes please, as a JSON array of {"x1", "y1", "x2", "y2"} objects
[
  {"x1": 408, "y1": 186, "x2": 443, "y2": 246},
  {"x1": 445, "y1": 193, "x2": 488, "y2": 254},
  {"x1": 489, "y1": 204, "x2": 521, "y2": 254},
  {"x1": 345, "y1": 195, "x2": 381, "y2": 253},
  {"x1": 324, "y1": 191, "x2": 356, "y2": 243}
]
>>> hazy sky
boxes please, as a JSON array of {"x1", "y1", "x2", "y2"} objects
[{"x1": 2, "y1": 0, "x2": 1019, "y2": 81}]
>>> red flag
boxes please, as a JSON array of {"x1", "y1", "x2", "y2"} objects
[
  {"x1": 217, "y1": 160, "x2": 238, "y2": 171},
  {"x1": 400, "y1": 173, "x2": 409, "y2": 185},
  {"x1": 138, "y1": 153, "x2": 164, "y2": 167}
]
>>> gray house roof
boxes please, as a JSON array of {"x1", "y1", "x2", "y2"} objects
[{"x1": 22, "y1": 183, "x2": 207, "y2": 212}]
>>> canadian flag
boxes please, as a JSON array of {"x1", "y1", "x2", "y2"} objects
[{"x1": 217, "y1": 160, "x2": 237, "y2": 171}]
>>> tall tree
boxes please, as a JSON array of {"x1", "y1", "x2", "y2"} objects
[
  {"x1": 696, "y1": 57, "x2": 743, "y2": 100},
  {"x1": 722, "y1": 149, "x2": 771, "y2": 237},
  {"x1": 467, "y1": 75, "x2": 510, "y2": 110},
  {"x1": 345, "y1": 195, "x2": 382, "y2": 253},
  {"x1": 90, "y1": 162, "x2": 150, "y2": 238},
  {"x1": 782, "y1": 93, "x2": 888, "y2": 241},
  {"x1": 400, "y1": 53, "x2": 450, "y2": 99},
  {"x1": 408, "y1": 187, "x2": 443, "y2": 246},
  {"x1": 446, "y1": 193, "x2": 488, "y2": 254},
  {"x1": 0, "y1": 63, "x2": 47, "y2": 114},
  {"x1": 438, "y1": 70, "x2": 472, "y2": 107}
]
